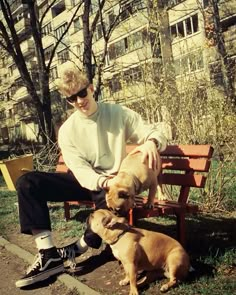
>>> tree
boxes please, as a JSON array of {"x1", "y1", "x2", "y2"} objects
[
  {"x1": 0, "y1": 0, "x2": 84, "y2": 145},
  {"x1": 0, "y1": 0, "x2": 129, "y2": 146},
  {"x1": 200, "y1": 0, "x2": 236, "y2": 107}
]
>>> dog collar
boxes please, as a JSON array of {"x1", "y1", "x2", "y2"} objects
[
  {"x1": 109, "y1": 225, "x2": 131, "y2": 246},
  {"x1": 133, "y1": 175, "x2": 142, "y2": 194}
]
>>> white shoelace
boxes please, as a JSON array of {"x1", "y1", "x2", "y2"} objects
[
  {"x1": 26, "y1": 253, "x2": 42, "y2": 274},
  {"x1": 58, "y1": 246, "x2": 76, "y2": 270}
]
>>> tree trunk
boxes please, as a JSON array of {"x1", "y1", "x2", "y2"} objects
[{"x1": 211, "y1": 0, "x2": 236, "y2": 107}]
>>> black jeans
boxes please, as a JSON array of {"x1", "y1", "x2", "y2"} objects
[{"x1": 16, "y1": 171, "x2": 108, "y2": 249}]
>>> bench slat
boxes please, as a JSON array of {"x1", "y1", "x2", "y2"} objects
[
  {"x1": 162, "y1": 173, "x2": 206, "y2": 188},
  {"x1": 162, "y1": 158, "x2": 211, "y2": 172},
  {"x1": 161, "y1": 145, "x2": 214, "y2": 158},
  {"x1": 61, "y1": 144, "x2": 213, "y2": 247},
  {"x1": 56, "y1": 165, "x2": 69, "y2": 173}
]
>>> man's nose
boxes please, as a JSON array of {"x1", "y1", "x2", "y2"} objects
[{"x1": 76, "y1": 96, "x2": 84, "y2": 103}]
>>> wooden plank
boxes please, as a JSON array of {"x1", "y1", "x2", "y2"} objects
[
  {"x1": 162, "y1": 158, "x2": 211, "y2": 172},
  {"x1": 56, "y1": 164, "x2": 69, "y2": 173},
  {"x1": 161, "y1": 145, "x2": 214, "y2": 158},
  {"x1": 162, "y1": 173, "x2": 206, "y2": 188}
]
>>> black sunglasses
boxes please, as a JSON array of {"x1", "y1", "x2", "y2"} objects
[{"x1": 66, "y1": 85, "x2": 89, "y2": 103}]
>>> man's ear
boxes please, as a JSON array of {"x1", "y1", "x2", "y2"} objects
[
  {"x1": 88, "y1": 84, "x2": 94, "y2": 92},
  {"x1": 118, "y1": 191, "x2": 130, "y2": 199}
]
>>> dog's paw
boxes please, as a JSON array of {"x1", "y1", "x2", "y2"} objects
[
  {"x1": 119, "y1": 278, "x2": 129, "y2": 286},
  {"x1": 160, "y1": 283, "x2": 169, "y2": 292},
  {"x1": 143, "y1": 203, "x2": 154, "y2": 209}
]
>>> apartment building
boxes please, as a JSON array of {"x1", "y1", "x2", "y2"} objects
[
  {"x1": 0, "y1": 0, "x2": 235, "y2": 148},
  {"x1": 168, "y1": 0, "x2": 236, "y2": 91}
]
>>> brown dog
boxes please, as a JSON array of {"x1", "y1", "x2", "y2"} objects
[
  {"x1": 105, "y1": 151, "x2": 165, "y2": 213},
  {"x1": 88, "y1": 209, "x2": 190, "y2": 294}
]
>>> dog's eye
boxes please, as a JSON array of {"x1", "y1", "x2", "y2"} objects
[{"x1": 118, "y1": 191, "x2": 129, "y2": 199}]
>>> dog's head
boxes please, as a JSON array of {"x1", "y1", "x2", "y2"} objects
[
  {"x1": 105, "y1": 185, "x2": 135, "y2": 214},
  {"x1": 87, "y1": 209, "x2": 127, "y2": 238}
]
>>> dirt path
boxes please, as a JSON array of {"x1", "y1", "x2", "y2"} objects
[{"x1": 0, "y1": 246, "x2": 71, "y2": 295}]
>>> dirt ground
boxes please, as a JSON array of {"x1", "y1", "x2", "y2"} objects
[
  {"x1": 4, "y1": 226, "x2": 169, "y2": 295},
  {"x1": 0, "y1": 246, "x2": 75, "y2": 295},
  {"x1": 2, "y1": 210, "x2": 236, "y2": 295}
]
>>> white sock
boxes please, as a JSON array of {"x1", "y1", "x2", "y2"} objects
[
  {"x1": 34, "y1": 231, "x2": 54, "y2": 250},
  {"x1": 75, "y1": 236, "x2": 88, "y2": 253}
]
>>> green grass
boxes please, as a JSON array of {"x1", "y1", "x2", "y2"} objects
[{"x1": 0, "y1": 174, "x2": 235, "y2": 295}]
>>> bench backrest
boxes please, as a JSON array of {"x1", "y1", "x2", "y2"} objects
[
  {"x1": 57, "y1": 144, "x2": 214, "y2": 204},
  {"x1": 56, "y1": 155, "x2": 69, "y2": 173},
  {"x1": 127, "y1": 144, "x2": 214, "y2": 203}
]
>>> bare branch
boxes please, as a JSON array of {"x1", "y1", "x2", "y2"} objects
[{"x1": 47, "y1": 1, "x2": 83, "y2": 71}]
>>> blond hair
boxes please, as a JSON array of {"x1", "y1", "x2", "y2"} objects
[{"x1": 57, "y1": 61, "x2": 89, "y2": 97}]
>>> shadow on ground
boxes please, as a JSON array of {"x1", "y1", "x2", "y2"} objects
[{"x1": 67, "y1": 212, "x2": 235, "y2": 294}]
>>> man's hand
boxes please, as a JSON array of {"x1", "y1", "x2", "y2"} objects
[
  {"x1": 102, "y1": 175, "x2": 116, "y2": 188},
  {"x1": 129, "y1": 140, "x2": 159, "y2": 170}
]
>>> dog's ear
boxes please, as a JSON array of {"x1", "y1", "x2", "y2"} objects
[
  {"x1": 103, "y1": 186, "x2": 110, "y2": 192},
  {"x1": 102, "y1": 216, "x2": 116, "y2": 228},
  {"x1": 118, "y1": 190, "x2": 130, "y2": 199}
]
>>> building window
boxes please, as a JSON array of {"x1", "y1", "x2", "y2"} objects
[
  {"x1": 42, "y1": 22, "x2": 52, "y2": 36},
  {"x1": 170, "y1": 14, "x2": 199, "y2": 41},
  {"x1": 120, "y1": 0, "x2": 146, "y2": 22},
  {"x1": 71, "y1": 0, "x2": 80, "y2": 5},
  {"x1": 57, "y1": 48, "x2": 69, "y2": 64},
  {"x1": 55, "y1": 22, "x2": 67, "y2": 40},
  {"x1": 123, "y1": 66, "x2": 142, "y2": 84},
  {"x1": 9, "y1": 64, "x2": 17, "y2": 76},
  {"x1": 0, "y1": 110, "x2": 6, "y2": 120},
  {"x1": 108, "y1": 28, "x2": 147, "y2": 60},
  {"x1": 203, "y1": 0, "x2": 210, "y2": 9},
  {"x1": 167, "y1": 0, "x2": 185, "y2": 8},
  {"x1": 52, "y1": 0, "x2": 66, "y2": 18},
  {"x1": 90, "y1": 0, "x2": 98, "y2": 14},
  {"x1": 107, "y1": 10, "x2": 116, "y2": 27},
  {"x1": 44, "y1": 44, "x2": 54, "y2": 61},
  {"x1": 127, "y1": 30, "x2": 145, "y2": 51},
  {"x1": 73, "y1": 17, "x2": 81, "y2": 32},
  {"x1": 94, "y1": 23, "x2": 103, "y2": 41},
  {"x1": 50, "y1": 66, "x2": 58, "y2": 80},
  {"x1": 209, "y1": 61, "x2": 224, "y2": 86},
  {"x1": 174, "y1": 49, "x2": 204, "y2": 76},
  {"x1": 108, "y1": 74, "x2": 122, "y2": 93}
]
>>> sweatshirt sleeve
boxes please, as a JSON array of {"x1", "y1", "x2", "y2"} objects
[
  {"x1": 122, "y1": 106, "x2": 168, "y2": 152},
  {"x1": 58, "y1": 129, "x2": 107, "y2": 191}
]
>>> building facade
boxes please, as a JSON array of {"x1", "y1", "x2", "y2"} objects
[{"x1": 0, "y1": 0, "x2": 235, "y2": 148}]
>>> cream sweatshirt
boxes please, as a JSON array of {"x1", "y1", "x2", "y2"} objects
[{"x1": 58, "y1": 102, "x2": 167, "y2": 191}]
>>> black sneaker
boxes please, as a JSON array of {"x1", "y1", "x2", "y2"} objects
[
  {"x1": 15, "y1": 247, "x2": 64, "y2": 288},
  {"x1": 57, "y1": 241, "x2": 87, "y2": 269}
]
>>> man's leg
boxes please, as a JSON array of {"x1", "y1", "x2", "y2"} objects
[
  {"x1": 83, "y1": 190, "x2": 108, "y2": 248},
  {"x1": 16, "y1": 170, "x2": 92, "y2": 288}
]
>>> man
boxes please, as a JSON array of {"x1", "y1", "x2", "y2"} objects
[{"x1": 15, "y1": 61, "x2": 167, "y2": 288}]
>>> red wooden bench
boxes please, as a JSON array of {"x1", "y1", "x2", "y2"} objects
[{"x1": 57, "y1": 144, "x2": 214, "y2": 246}]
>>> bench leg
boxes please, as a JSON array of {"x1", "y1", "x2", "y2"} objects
[
  {"x1": 64, "y1": 201, "x2": 70, "y2": 221},
  {"x1": 176, "y1": 213, "x2": 186, "y2": 247}
]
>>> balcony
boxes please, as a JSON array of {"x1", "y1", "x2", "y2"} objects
[
  {"x1": 223, "y1": 25, "x2": 236, "y2": 55},
  {"x1": 219, "y1": 2, "x2": 236, "y2": 20},
  {"x1": 224, "y1": 25, "x2": 236, "y2": 42},
  {"x1": 10, "y1": 0, "x2": 27, "y2": 13},
  {"x1": 20, "y1": 39, "x2": 35, "y2": 56},
  {"x1": 14, "y1": 17, "x2": 30, "y2": 37}
]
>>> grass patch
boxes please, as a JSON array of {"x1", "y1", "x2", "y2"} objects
[{"x1": 0, "y1": 175, "x2": 235, "y2": 294}]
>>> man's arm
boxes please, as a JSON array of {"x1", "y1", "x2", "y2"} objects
[{"x1": 122, "y1": 106, "x2": 168, "y2": 169}]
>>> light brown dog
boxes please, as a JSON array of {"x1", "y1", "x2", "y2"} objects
[
  {"x1": 88, "y1": 209, "x2": 190, "y2": 295},
  {"x1": 105, "y1": 151, "x2": 165, "y2": 214}
]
